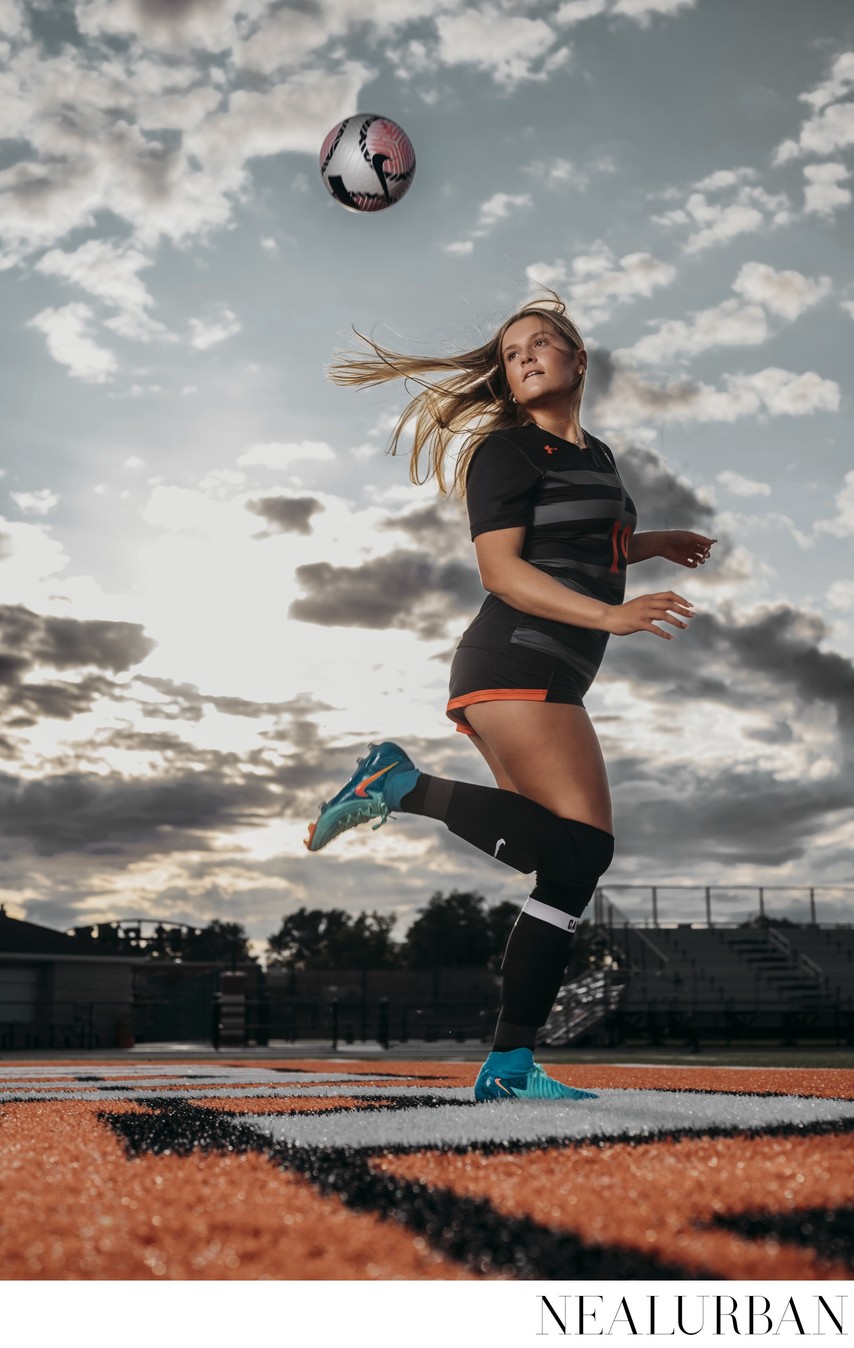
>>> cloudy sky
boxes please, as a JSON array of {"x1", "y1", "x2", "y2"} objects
[{"x1": 1, "y1": 0, "x2": 852, "y2": 952}]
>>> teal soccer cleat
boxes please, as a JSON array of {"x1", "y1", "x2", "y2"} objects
[
  {"x1": 305, "y1": 741, "x2": 418, "y2": 853},
  {"x1": 474, "y1": 1051, "x2": 598, "y2": 1103}
]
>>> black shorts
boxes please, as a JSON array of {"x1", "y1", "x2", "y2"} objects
[{"x1": 446, "y1": 643, "x2": 586, "y2": 736}]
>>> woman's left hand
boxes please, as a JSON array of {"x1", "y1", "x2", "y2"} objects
[{"x1": 659, "y1": 531, "x2": 717, "y2": 569}]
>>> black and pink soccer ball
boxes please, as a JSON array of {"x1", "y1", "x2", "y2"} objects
[{"x1": 319, "y1": 114, "x2": 416, "y2": 213}]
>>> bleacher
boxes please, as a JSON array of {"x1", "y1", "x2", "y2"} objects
[{"x1": 543, "y1": 902, "x2": 854, "y2": 1046}]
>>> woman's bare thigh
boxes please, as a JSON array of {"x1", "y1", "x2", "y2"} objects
[
  {"x1": 463, "y1": 700, "x2": 613, "y2": 833},
  {"x1": 466, "y1": 731, "x2": 518, "y2": 793}
]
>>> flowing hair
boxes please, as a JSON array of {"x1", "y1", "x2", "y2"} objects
[{"x1": 327, "y1": 292, "x2": 586, "y2": 499}]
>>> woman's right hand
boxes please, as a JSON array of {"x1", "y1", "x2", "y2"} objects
[{"x1": 605, "y1": 592, "x2": 694, "y2": 639}]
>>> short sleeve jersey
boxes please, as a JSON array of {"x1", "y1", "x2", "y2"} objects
[{"x1": 459, "y1": 425, "x2": 638, "y2": 695}]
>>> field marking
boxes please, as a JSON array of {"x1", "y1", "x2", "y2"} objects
[{"x1": 236, "y1": 1087, "x2": 854, "y2": 1150}]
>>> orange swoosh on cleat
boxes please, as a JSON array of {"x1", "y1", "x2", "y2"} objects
[
  {"x1": 304, "y1": 821, "x2": 317, "y2": 851},
  {"x1": 494, "y1": 1077, "x2": 514, "y2": 1097},
  {"x1": 354, "y1": 762, "x2": 399, "y2": 797}
]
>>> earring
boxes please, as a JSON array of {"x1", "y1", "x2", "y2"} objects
[{"x1": 510, "y1": 394, "x2": 517, "y2": 403}]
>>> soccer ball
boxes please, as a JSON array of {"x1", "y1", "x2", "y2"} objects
[{"x1": 319, "y1": 114, "x2": 416, "y2": 213}]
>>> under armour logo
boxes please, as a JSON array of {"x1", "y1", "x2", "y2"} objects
[
  {"x1": 544, "y1": 445, "x2": 558, "y2": 455},
  {"x1": 493, "y1": 838, "x2": 506, "y2": 857}
]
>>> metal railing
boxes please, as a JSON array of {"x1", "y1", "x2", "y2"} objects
[
  {"x1": 766, "y1": 927, "x2": 827, "y2": 987},
  {"x1": 593, "y1": 891, "x2": 670, "y2": 968},
  {"x1": 597, "y1": 884, "x2": 854, "y2": 928}
]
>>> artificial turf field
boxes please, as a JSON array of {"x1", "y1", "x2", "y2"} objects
[{"x1": 1, "y1": 1055, "x2": 853, "y2": 1282}]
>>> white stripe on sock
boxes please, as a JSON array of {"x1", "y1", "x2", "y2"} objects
[{"x1": 521, "y1": 897, "x2": 579, "y2": 933}]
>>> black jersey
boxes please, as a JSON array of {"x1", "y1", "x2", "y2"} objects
[{"x1": 459, "y1": 425, "x2": 638, "y2": 697}]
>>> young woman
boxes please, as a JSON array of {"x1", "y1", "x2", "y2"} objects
[{"x1": 305, "y1": 295, "x2": 716, "y2": 1102}]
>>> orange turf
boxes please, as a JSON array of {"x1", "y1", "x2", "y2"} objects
[
  {"x1": 2, "y1": 1059, "x2": 852, "y2": 1281},
  {"x1": 0, "y1": 1100, "x2": 468, "y2": 1280},
  {"x1": 380, "y1": 1131, "x2": 854, "y2": 1280}
]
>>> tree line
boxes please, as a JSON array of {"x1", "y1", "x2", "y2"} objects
[{"x1": 77, "y1": 889, "x2": 604, "y2": 975}]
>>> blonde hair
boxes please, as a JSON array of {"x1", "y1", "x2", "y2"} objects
[{"x1": 327, "y1": 292, "x2": 586, "y2": 498}]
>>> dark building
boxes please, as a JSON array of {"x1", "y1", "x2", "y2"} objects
[{"x1": 0, "y1": 907, "x2": 143, "y2": 1049}]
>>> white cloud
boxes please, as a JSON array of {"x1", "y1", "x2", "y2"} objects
[
  {"x1": 443, "y1": 190, "x2": 532, "y2": 254},
  {"x1": 735, "y1": 367, "x2": 840, "y2": 418},
  {"x1": 827, "y1": 579, "x2": 854, "y2": 610},
  {"x1": 185, "y1": 63, "x2": 368, "y2": 171},
  {"x1": 234, "y1": 0, "x2": 460, "y2": 77},
  {"x1": 654, "y1": 180, "x2": 792, "y2": 253},
  {"x1": 801, "y1": 50, "x2": 854, "y2": 111},
  {"x1": 527, "y1": 247, "x2": 676, "y2": 327},
  {"x1": 28, "y1": 303, "x2": 118, "y2": 382},
  {"x1": 234, "y1": 4, "x2": 336, "y2": 74},
  {"x1": 682, "y1": 196, "x2": 772, "y2": 253},
  {"x1": 237, "y1": 441, "x2": 336, "y2": 471},
  {"x1": 611, "y1": 0, "x2": 697, "y2": 22},
  {"x1": 35, "y1": 239, "x2": 168, "y2": 342},
  {"x1": 435, "y1": 7, "x2": 561, "y2": 86},
  {"x1": 0, "y1": 514, "x2": 72, "y2": 610},
  {"x1": 188, "y1": 305, "x2": 242, "y2": 351},
  {"x1": 732, "y1": 261, "x2": 832, "y2": 321},
  {"x1": 0, "y1": 36, "x2": 368, "y2": 261},
  {"x1": 0, "y1": 0, "x2": 24, "y2": 38},
  {"x1": 625, "y1": 299, "x2": 768, "y2": 365},
  {"x1": 815, "y1": 471, "x2": 854, "y2": 539},
  {"x1": 522, "y1": 156, "x2": 580, "y2": 187},
  {"x1": 792, "y1": 103, "x2": 854, "y2": 159},
  {"x1": 556, "y1": 0, "x2": 696, "y2": 25},
  {"x1": 595, "y1": 364, "x2": 840, "y2": 429},
  {"x1": 774, "y1": 52, "x2": 854, "y2": 162},
  {"x1": 556, "y1": 0, "x2": 609, "y2": 24},
  {"x1": 715, "y1": 510, "x2": 814, "y2": 552},
  {"x1": 803, "y1": 161, "x2": 852, "y2": 217},
  {"x1": 717, "y1": 470, "x2": 771, "y2": 498},
  {"x1": 692, "y1": 167, "x2": 757, "y2": 192},
  {"x1": 74, "y1": 0, "x2": 268, "y2": 53},
  {"x1": 476, "y1": 191, "x2": 532, "y2": 231},
  {"x1": 11, "y1": 488, "x2": 59, "y2": 515}
]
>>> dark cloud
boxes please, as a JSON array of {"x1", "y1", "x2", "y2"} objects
[
  {"x1": 608, "y1": 756, "x2": 852, "y2": 871},
  {"x1": 606, "y1": 604, "x2": 854, "y2": 739},
  {"x1": 0, "y1": 604, "x2": 154, "y2": 673},
  {"x1": 3, "y1": 715, "x2": 851, "y2": 935},
  {"x1": 596, "y1": 368, "x2": 707, "y2": 419},
  {"x1": 746, "y1": 722, "x2": 796, "y2": 744},
  {"x1": 6, "y1": 674, "x2": 117, "y2": 725},
  {"x1": 246, "y1": 494, "x2": 324, "y2": 536},
  {"x1": 133, "y1": 675, "x2": 334, "y2": 722},
  {"x1": 725, "y1": 607, "x2": 854, "y2": 725},
  {"x1": 131, "y1": 0, "x2": 219, "y2": 25},
  {"x1": 0, "y1": 766, "x2": 279, "y2": 857},
  {"x1": 377, "y1": 501, "x2": 467, "y2": 553},
  {"x1": 0, "y1": 653, "x2": 29, "y2": 684},
  {"x1": 616, "y1": 444, "x2": 716, "y2": 533},
  {"x1": 290, "y1": 547, "x2": 483, "y2": 640},
  {"x1": 585, "y1": 347, "x2": 617, "y2": 406},
  {"x1": 0, "y1": 605, "x2": 155, "y2": 736}
]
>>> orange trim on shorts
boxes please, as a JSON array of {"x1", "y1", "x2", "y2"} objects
[{"x1": 446, "y1": 687, "x2": 549, "y2": 735}]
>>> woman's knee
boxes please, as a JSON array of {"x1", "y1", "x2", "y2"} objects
[{"x1": 541, "y1": 819, "x2": 615, "y2": 888}]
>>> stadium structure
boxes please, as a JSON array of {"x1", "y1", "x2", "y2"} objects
[{"x1": 2, "y1": 886, "x2": 852, "y2": 1052}]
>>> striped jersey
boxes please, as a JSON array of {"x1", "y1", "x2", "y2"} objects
[{"x1": 460, "y1": 425, "x2": 638, "y2": 695}]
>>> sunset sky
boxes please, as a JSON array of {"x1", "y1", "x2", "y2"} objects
[{"x1": 1, "y1": 0, "x2": 852, "y2": 952}]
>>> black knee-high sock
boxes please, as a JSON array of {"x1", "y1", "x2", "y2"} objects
[
  {"x1": 400, "y1": 774, "x2": 614, "y2": 1055},
  {"x1": 400, "y1": 775, "x2": 613, "y2": 881},
  {"x1": 492, "y1": 876, "x2": 595, "y2": 1051}
]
